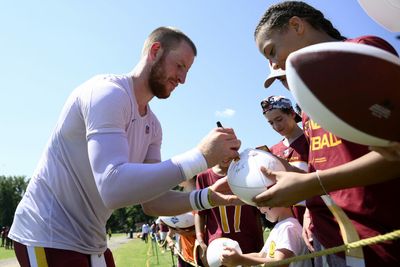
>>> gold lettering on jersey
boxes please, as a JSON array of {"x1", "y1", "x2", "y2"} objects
[
  {"x1": 304, "y1": 119, "x2": 343, "y2": 151},
  {"x1": 310, "y1": 120, "x2": 321, "y2": 130},
  {"x1": 311, "y1": 133, "x2": 342, "y2": 151},
  {"x1": 329, "y1": 133, "x2": 342, "y2": 146},
  {"x1": 314, "y1": 157, "x2": 327, "y2": 164}
]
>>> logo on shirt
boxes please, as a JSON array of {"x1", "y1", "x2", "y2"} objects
[
  {"x1": 269, "y1": 241, "x2": 276, "y2": 258},
  {"x1": 145, "y1": 125, "x2": 150, "y2": 134}
]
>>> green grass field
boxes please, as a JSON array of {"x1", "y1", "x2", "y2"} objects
[
  {"x1": 0, "y1": 229, "x2": 271, "y2": 266},
  {"x1": 0, "y1": 237, "x2": 176, "y2": 267},
  {"x1": 113, "y1": 238, "x2": 175, "y2": 267},
  {"x1": 0, "y1": 246, "x2": 15, "y2": 260}
]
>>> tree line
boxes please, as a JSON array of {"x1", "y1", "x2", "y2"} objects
[{"x1": 0, "y1": 175, "x2": 154, "y2": 233}]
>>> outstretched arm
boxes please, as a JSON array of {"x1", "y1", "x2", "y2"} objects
[
  {"x1": 221, "y1": 247, "x2": 274, "y2": 267},
  {"x1": 142, "y1": 177, "x2": 242, "y2": 216},
  {"x1": 254, "y1": 151, "x2": 400, "y2": 207},
  {"x1": 88, "y1": 127, "x2": 240, "y2": 210}
]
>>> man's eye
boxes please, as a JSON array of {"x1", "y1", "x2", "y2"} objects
[{"x1": 269, "y1": 47, "x2": 275, "y2": 57}]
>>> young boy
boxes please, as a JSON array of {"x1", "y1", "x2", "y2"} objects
[{"x1": 220, "y1": 205, "x2": 311, "y2": 267}]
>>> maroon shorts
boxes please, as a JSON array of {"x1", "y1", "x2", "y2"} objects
[{"x1": 14, "y1": 241, "x2": 116, "y2": 267}]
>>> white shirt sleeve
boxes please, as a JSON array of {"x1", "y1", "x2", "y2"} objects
[
  {"x1": 79, "y1": 78, "x2": 131, "y2": 137},
  {"x1": 275, "y1": 223, "x2": 304, "y2": 256},
  {"x1": 88, "y1": 133, "x2": 184, "y2": 209}
]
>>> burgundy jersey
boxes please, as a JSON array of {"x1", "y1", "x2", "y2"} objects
[
  {"x1": 270, "y1": 135, "x2": 309, "y2": 225},
  {"x1": 159, "y1": 222, "x2": 169, "y2": 233},
  {"x1": 196, "y1": 169, "x2": 264, "y2": 253},
  {"x1": 270, "y1": 134, "x2": 309, "y2": 167},
  {"x1": 304, "y1": 36, "x2": 400, "y2": 266}
]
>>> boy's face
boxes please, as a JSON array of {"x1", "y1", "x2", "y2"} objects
[
  {"x1": 259, "y1": 206, "x2": 279, "y2": 223},
  {"x1": 264, "y1": 109, "x2": 297, "y2": 138}
]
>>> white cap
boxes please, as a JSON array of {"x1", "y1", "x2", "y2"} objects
[
  {"x1": 264, "y1": 63, "x2": 286, "y2": 88},
  {"x1": 358, "y1": 0, "x2": 400, "y2": 32}
]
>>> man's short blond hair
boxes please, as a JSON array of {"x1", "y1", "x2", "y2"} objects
[{"x1": 142, "y1": 26, "x2": 197, "y2": 57}]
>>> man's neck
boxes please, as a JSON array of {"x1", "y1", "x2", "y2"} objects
[
  {"x1": 284, "y1": 126, "x2": 303, "y2": 145},
  {"x1": 130, "y1": 65, "x2": 154, "y2": 116}
]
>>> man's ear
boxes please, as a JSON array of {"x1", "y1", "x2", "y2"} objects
[
  {"x1": 149, "y1": 42, "x2": 163, "y2": 61},
  {"x1": 288, "y1": 16, "x2": 305, "y2": 35}
]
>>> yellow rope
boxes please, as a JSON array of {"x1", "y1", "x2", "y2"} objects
[
  {"x1": 146, "y1": 240, "x2": 153, "y2": 267},
  {"x1": 263, "y1": 229, "x2": 400, "y2": 267},
  {"x1": 158, "y1": 238, "x2": 167, "y2": 248}
]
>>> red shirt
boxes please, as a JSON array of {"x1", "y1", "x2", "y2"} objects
[
  {"x1": 304, "y1": 35, "x2": 400, "y2": 267},
  {"x1": 196, "y1": 169, "x2": 264, "y2": 253},
  {"x1": 270, "y1": 134, "x2": 309, "y2": 167},
  {"x1": 159, "y1": 222, "x2": 169, "y2": 233}
]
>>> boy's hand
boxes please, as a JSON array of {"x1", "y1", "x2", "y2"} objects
[{"x1": 220, "y1": 246, "x2": 242, "y2": 267}]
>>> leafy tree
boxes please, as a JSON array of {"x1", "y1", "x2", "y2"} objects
[
  {"x1": 0, "y1": 176, "x2": 28, "y2": 226},
  {"x1": 107, "y1": 205, "x2": 154, "y2": 233}
]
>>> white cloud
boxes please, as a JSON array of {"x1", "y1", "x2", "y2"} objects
[{"x1": 215, "y1": 108, "x2": 236, "y2": 118}]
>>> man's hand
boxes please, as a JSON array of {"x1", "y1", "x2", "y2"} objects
[
  {"x1": 208, "y1": 177, "x2": 244, "y2": 206},
  {"x1": 197, "y1": 128, "x2": 241, "y2": 168}
]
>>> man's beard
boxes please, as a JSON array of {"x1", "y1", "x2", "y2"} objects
[{"x1": 148, "y1": 54, "x2": 171, "y2": 99}]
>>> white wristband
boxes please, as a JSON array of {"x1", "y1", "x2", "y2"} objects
[
  {"x1": 171, "y1": 148, "x2": 207, "y2": 181},
  {"x1": 189, "y1": 188, "x2": 213, "y2": 211}
]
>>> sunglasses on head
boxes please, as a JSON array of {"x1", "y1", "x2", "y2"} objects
[
  {"x1": 260, "y1": 96, "x2": 292, "y2": 115},
  {"x1": 260, "y1": 100, "x2": 273, "y2": 114}
]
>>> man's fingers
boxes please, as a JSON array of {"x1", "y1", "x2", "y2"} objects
[
  {"x1": 225, "y1": 140, "x2": 241, "y2": 160},
  {"x1": 215, "y1": 127, "x2": 235, "y2": 135},
  {"x1": 225, "y1": 195, "x2": 243, "y2": 205}
]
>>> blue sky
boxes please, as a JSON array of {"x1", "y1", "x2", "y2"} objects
[{"x1": 1, "y1": 0, "x2": 399, "y2": 177}]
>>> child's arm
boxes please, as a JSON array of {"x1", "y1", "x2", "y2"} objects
[
  {"x1": 220, "y1": 247, "x2": 267, "y2": 266},
  {"x1": 263, "y1": 248, "x2": 294, "y2": 267},
  {"x1": 221, "y1": 246, "x2": 295, "y2": 267}
]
